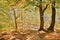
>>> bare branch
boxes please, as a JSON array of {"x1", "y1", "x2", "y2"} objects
[{"x1": 42, "y1": 4, "x2": 49, "y2": 13}]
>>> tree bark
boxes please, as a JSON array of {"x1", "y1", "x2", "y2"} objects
[{"x1": 47, "y1": 0, "x2": 56, "y2": 32}]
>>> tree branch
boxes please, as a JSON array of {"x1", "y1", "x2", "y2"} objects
[{"x1": 42, "y1": 4, "x2": 49, "y2": 13}]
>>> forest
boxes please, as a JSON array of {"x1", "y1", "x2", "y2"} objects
[{"x1": 0, "y1": 0, "x2": 60, "y2": 40}]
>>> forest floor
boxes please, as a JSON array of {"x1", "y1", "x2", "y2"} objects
[{"x1": 0, "y1": 28, "x2": 60, "y2": 40}]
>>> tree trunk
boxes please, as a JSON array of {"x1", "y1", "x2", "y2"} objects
[
  {"x1": 38, "y1": 0, "x2": 44, "y2": 31},
  {"x1": 14, "y1": 9, "x2": 18, "y2": 31},
  {"x1": 47, "y1": 0, "x2": 56, "y2": 32}
]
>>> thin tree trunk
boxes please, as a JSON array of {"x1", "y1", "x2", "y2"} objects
[
  {"x1": 47, "y1": 0, "x2": 56, "y2": 32},
  {"x1": 14, "y1": 9, "x2": 18, "y2": 31}
]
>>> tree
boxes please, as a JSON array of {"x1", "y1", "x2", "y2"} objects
[
  {"x1": 13, "y1": 8, "x2": 18, "y2": 31},
  {"x1": 0, "y1": 0, "x2": 21, "y2": 31},
  {"x1": 22, "y1": 0, "x2": 49, "y2": 31},
  {"x1": 12, "y1": 6, "x2": 20, "y2": 31},
  {"x1": 38, "y1": 0, "x2": 49, "y2": 31},
  {"x1": 47, "y1": 0, "x2": 56, "y2": 32}
]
